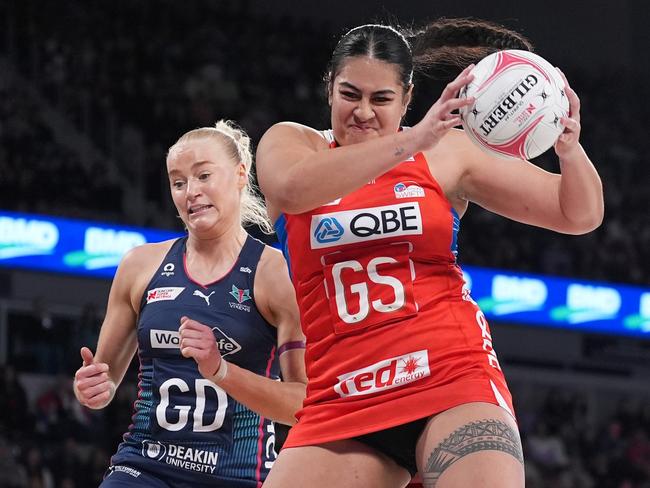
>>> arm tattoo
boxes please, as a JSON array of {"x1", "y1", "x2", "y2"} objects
[
  {"x1": 422, "y1": 419, "x2": 523, "y2": 488},
  {"x1": 394, "y1": 146, "x2": 405, "y2": 157}
]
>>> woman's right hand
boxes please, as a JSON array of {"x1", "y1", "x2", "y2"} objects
[
  {"x1": 73, "y1": 347, "x2": 114, "y2": 409},
  {"x1": 411, "y1": 64, "x2": 476, "y2": 152},
  {"x1": 178, "y1": 316, "x2": 224, "y2": 381}
]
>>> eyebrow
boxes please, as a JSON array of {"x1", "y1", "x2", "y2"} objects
[
  {"x1": 338, "y1": 81, "x2": 396, "y2": 96},
  {"x1": 168, "y1": 160, "x2": 214, "y2": 176}
]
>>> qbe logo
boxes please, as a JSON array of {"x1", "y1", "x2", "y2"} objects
[
  {"x1": 314, "y1": 217, "x2": 344, "y2": 244},
  {"x1": 310, "y1": 203, "x2": 422, "y2": 249},
  {"x1": 334, "y1": 350, "x2": 430, "y2": 398}
]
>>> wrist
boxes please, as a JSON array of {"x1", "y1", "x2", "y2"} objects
[
  {"x1": 557, "y1": 142, "x2": 585, "y2": 164},
  {"x1": 398, "y1": 126, "x2": 421, "y2": 156},
  {"x1": 210, "y1": 358, "x2": 228, "y2": 384}
]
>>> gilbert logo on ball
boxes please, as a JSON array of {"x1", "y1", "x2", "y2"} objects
[{"x1": 460, "y1": 50, "x2": 569, "y2": 160}]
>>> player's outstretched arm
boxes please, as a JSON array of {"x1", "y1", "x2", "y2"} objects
[{"x1": 73, "y1": 244, "x2": 164, "y2": 409}]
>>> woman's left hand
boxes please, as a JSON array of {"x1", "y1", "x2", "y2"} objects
[{"x1": 554, "y1": 69, "x2": 582, "y2": 159}]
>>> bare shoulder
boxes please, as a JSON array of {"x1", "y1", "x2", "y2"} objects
[
  {"x1": 258, "y1": 121, "x2": 328, "y2": 151},
  {"x1": 255, "y1": 245, "x2": 292, "y2": 300},
  {"x1": 121, "y1": 239, "x2": 176, "y2": 271},
  {"x1": 252, "y1": 244, "x2": 295, "y2": 328},
  {"x1": 256, "y1": 244, "x2": 289, "y2": 280},
  {"x1": 256, "y1": 123, "x2": 329, "y2": 218},
  {"x1": 118, "y1": 239, "x2": 178, "y2": 294},
  {"x1": 114, "y1": 239, "x2": 175, "y2": 310}
]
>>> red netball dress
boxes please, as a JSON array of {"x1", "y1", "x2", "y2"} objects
[{"x1": 274, "y1": 130, "x2": 514, "y2": 447}]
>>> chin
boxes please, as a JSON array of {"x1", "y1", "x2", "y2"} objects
[{"x1": 187, "y1": 214, "x2": 218, "y2": 231}]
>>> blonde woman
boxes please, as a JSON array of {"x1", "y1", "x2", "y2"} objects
[{"x1": 74, "y1": 121, "x2": 306, "y2": 487}]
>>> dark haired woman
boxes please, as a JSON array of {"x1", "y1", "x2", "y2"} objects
[{"x1": 257, "y1": 20, "x2": 603, "y2": 488}]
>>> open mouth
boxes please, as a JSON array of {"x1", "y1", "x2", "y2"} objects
[{"x1": 188, "y1": 204, "x2": 213, "y2": 215}]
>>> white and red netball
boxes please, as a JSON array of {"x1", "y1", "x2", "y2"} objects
[{"x1": 459, "y1": 50, "x2": 569, "y2": 160}]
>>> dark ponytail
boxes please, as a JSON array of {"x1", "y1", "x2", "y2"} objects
[{"x1": 409, "y1": 17, "x2": 534, "y2": 79}]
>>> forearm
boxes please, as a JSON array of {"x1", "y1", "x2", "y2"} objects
[
  {"x1": 223, "y1": 369, "x2": 305, "y2": 426},
  {"x1": 558, "y1": 144, "x2": 604, "y2": 233},
  {"x1": 214, "y1": 361, "x2": 306, "y2": 426},
  {"x1": 280, "y1": 129, "x2": 420, "y2": 214},
  {"x1": 96, "y1": 334, "x2": 138, "y2": 388}
]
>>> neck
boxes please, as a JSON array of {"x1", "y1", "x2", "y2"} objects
[{"x1": 185, "y1": 225, "x2": 247, "y2": 283}]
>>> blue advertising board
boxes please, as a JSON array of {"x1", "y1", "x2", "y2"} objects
[
  {"x1": 0, "y1": 210, "x2": 183, "y2": 279},
  {"x1": 1, "y1": 210, "x2": 648, "y2": 338},
  {"x1": 461, "y1": 266, "x2": 650, "y2": 339}
]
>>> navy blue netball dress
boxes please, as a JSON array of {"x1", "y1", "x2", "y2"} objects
[{"x1": 103, "y1": 235, "x2": 280, "y2": 488}]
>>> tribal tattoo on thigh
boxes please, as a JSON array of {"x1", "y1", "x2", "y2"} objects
[{"x1": 422, "y1": 419, "x2": 523, "y2": 487}]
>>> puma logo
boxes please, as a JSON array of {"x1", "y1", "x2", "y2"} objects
[{"x1": 193, "y1": 290, "x2": 215, "y2": 306}]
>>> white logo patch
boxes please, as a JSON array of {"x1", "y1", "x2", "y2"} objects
[
  {"x1": 311, "y1": 202, "x2": 423, "y2": 249},
  {"x1": 334, "y1": 350, "x2": 430, "y2": 398},
  {"x1": 142, "y1": 440, "x2": 218, "y2": 474},
  {"x1": 150, "y1": 329, "x2": 180, "y2": 349},
  {"x1": 394, "y1": 182, "x2": 425, "y2": 199},
  {"x1": 150, "y1": 327, "x2": 241, "y2": 355},
  {"x1": 146, "y1": 287, "x2": 185, "y2": 304}
]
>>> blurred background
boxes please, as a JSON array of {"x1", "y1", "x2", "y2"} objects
[{"x1": 0, "y1": 0, "x2": 649, "y2": 486}]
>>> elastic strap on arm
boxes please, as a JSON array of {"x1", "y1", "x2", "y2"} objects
[{"x1": 277, "y1": 340, "x2": 306, "y2": 356}]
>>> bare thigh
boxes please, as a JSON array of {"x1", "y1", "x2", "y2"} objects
[
  {"x1": 416, "y1": 402, "x2": 524, "y2": 488},
  {"x1": 264, "y1": 439, "x2": 412, "y2": 488}
]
